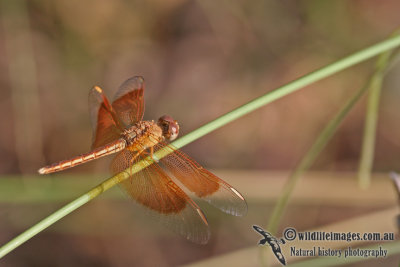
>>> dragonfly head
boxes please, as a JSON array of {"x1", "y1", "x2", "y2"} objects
[{"x1": 157, "y1": 115, "x2": 179, "y2": 141}]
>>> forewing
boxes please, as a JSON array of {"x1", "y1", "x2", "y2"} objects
[
  {"x1": 89, "y1": 86, "x2": 122, "y2": 149},
  {"x1": 155, "y1": 143, "x2": 248, "y2": 216},
  {"x1": 112, "y1": 76, "x2": 145, "y2": 127},
  {"x1": 111, "y1": 149, "x2": 210, "y2": 244},
  {"x1": 253, "y1": 225, "x2": 265, "y2": 235},
  {"x1": 272, "y1": 244, "x2": 286, "y2": 265}
]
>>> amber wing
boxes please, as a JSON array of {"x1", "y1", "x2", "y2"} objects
[
  {"x1": 89, "y1": 86, "x2": 123, "y2": 149},
  {"x1": 112, "y1": 76, "x2": 145, "y2": 128},
  {"x1": 155, "y1": 142, "x2": 247, "y2": 216},
  {"x1": 89, "y1": 76, "x2": 145, "y2": 149},
  {"x1": 111, "y1": 149, "x2": 210, "y2": 244}
]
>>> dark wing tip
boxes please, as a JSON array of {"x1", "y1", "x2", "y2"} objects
[{"x1": 253, "y1": 225, "x2": 265, "y2": 234}]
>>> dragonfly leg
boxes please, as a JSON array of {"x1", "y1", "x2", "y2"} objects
[
  {"x1": 139, "y1": 147, "x2": 159, "y2": 162},
  {"x1": 150, "y1": 147, "x2": 159, "y2": 162},
  {"x1": 127, "y1": 151, "x2": 143, "y2": 183}
]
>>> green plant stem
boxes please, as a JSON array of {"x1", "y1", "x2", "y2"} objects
[
  {"x1": 261, "y1": 46, "x2": 398, "y2": 267},
  {"x1": 266, "y1": 74, "x2": 371, "y2": 236},
  {"x1": 1, "y1": 34, "x2": 400, "y2": 259},
  {"x1": 172, "y1": 35, "x2": 400, "y2": 149},
  {"x1": 358, "y1": 51, "x2": 393, "y2": 188},
  {"x1": 266, "y1": 48, "x2": 396, "y2": 236},
  {"x1": 261, "y1": 48, "x2": 396, "y2": 267}
]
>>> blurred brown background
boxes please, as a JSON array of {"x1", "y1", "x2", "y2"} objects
[{"x1": 1, "y1": 0, "x2": 400, "y2": 266}]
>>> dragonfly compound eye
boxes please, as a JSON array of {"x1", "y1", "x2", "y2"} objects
[{"x1": 158, "y1": 115, "x2": 180, "y2": 141}]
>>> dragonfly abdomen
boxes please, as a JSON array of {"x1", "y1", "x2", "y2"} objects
[{"x1": 38, "y1": 139, "x2": 126, "y2": 174}]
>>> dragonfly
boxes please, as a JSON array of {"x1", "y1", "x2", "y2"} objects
[{"x1": 38, "y1": 76, "x2": 247, "y2": 244}]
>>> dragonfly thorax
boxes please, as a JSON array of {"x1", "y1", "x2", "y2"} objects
[
  {"x1": 122, "y1": 121, "x2": 163, "y2": 151},
  {"x1": 122, "y1": 115, "x2": 179, "y2": 152}
]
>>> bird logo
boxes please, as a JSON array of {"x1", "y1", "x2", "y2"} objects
[{"x1": 253, "y1": 225, "x2": 286, "y2": 265}]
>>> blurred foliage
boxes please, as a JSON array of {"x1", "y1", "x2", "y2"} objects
[{"x1": 1, "y1": 0, "x2": 400, "y2": 174}]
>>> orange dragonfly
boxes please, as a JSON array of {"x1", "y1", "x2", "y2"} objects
[{"x1": 38, "y1": 76, "x2": 247, "y2": 244}]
